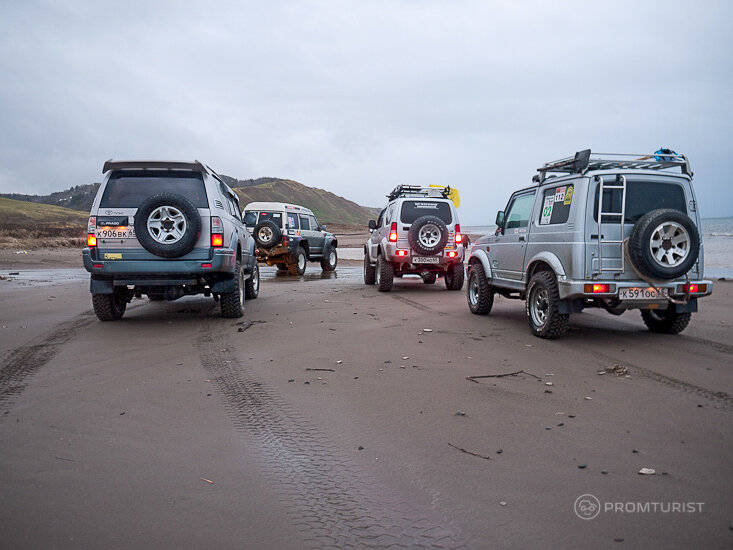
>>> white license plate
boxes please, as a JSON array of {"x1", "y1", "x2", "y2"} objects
[
  {"x1": 619, "y1": 287, "x2": 669, "y2": 300},
  {"x1": 96, "y1": 227, "x2": 136, "y2": 239},
  {"x1": 412, "y1": 256, "x2": 439, "y2": 264}
]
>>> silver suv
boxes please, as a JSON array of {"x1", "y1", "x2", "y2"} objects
[
  {"x1": 467, "y1": 150, "x2": 713, "y2": 338},
  {"x1": 364, "y1": 185, "x2": 465, "y2": 292},
  {"x1": 82, "y1": 160, "x2": 259, "y2": 320}
]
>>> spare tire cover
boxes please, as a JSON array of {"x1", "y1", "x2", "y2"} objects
[
  {"x1": 408, "y1": 215, "x2": 449, "y2": 256},
  {"x1": 253, "y1": 220, "x2": 282, "y2": 249},
  {"x1": 134, "y1": 193, "x2": 201, "y2": 258},
  {"x1": 628, "y1": 208, "x2": 700, "y2": 280}
]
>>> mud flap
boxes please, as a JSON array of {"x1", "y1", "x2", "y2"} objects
[
  {"x1": 558, "y1": 298, "x2": 584, "y2": 314},
  {"x1": 674, "y1": 298, "x2": 698, "y2": 313},
  {"x1": 90, "y1": 277, "x2": 114, "y2": 294},
  {"x1": 211, "y1": 276, "x2": 236, "y2": 293}
]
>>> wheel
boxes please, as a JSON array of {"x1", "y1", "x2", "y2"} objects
[
  {"x1": 444, "y1": 262, "x2": 464, "y2": 290},
  {"x1": 253, "y1": 220, "x2": 282, "y2": 249},
  {"x1": 408, "y1": 216, "x2": 449, "y2": 256},
  {"x1": 321, "y1": 246, "x2": 337, "y2": 271},
  {"x1": 467, "y1": 264, "x2": 493, "y2": 315},
  {"x1": 641, "y1": 306, "x2": 692, "y2": 334},
  {"x1": 244, "y1": 262, "x2": 259, "y2": 299},
  {"x1": 421, "y1": 272, "x2": 437, "y2": 285},
  {"x1": 220, "y1": 261, "x2": 245, "y2": 318},
  {"x1": 628, "y1": 209, "x2": 700, "y2": 280},
  {"x1": 133, "y1": 193, "x2": 201, "y2": 258},
  {"x1": 92, "y1": 292, "x2": 127, "y2": 321},
  {"x1": 276, "y1": 263, "x2": 288, "y2": 271},
  {"x1": 287, "y1": 247, "x2": 307, "y2": 275},
  {"x1": 525, "y1": 271, "x2": 568, "y2": 339},
  {"x1": 376, "y1": 255, "x2": 394, "y2": 292},
  {"x1": 364, "y1": 253, "x2": 376, "y2": 285}
]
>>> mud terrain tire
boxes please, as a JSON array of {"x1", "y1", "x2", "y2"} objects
[
  {"x1": 321, "y1": 246, "x2": 338, "y2": 271},
  {"x1": 444, "y1": 263, "x2": 464, "y2": 290},
  {"x1": 288, "y1": 247, "x2": 307, "y2": 275},
  {"x1": 467, "y1": 264, "x2": 494, "y2": 315},
  {"x1": 641, "y1": 306, "x2": 692, "y2": 334},
  {"x1": 134, "y1": 193, "x2": 201, "y2": 258},
  {"x1": 376, "y1": 255, "x2": 394, "y2": 292},
  {"x1": 408, "y1": 215, "x2": 449, "y2": 256},
  {"x1": 253, "y1": 220, "x2": 281, "y2": 249},
  {"x1": 526, "y1": 271, "x2": 568, "y2": 339},
  {"x1": 220, "y1": 261, "x2": 245, "y2": 318},
  {"x1": 244, "y1": 262, "x2": 259, "y2": 299},
  {"x1": 92, "y1": 292, "x2": 127, "y2": 321},
  {"x1": 364, "y1": 253, "x2": 376, "y2": 284}
]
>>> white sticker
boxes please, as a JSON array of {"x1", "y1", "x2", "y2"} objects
[
  {"x1": 540, "y1": 196, "x2": 554, "y2": 225},
  {"x1": 554, "y1": 186, "x2": 567, "y2": 203}
]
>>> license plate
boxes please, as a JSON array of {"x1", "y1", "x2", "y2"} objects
[
  {"x1": 96, "y1": 227, "x2": 136, "y2": 239},
  {"x1": 412, "y1": 256, "x2": 439, "y2": 264},
  {"x1": 619, "y1": 287, "x2": 669, "y2": 300}
]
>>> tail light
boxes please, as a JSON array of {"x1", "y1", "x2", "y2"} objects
[
  {"x1": 281, "y1": 235, "x2": 289, "y2": 246},
  {"x1": 87, "y1": 233, "x2": 97, "y2": 247},
  {"x1": 389, "y1": 222, "x2": 398, "y2": 242},
  {"x1": 447, "y1": 251, "x2": 457, "y2": 258},
  {"x1": 584, "y1": 283, "x2": 610, "y2": 293},
  {"x1": 211, "y1": 217, "x2": 224, "y2": 247},
  {"x1": 455, "y1": 224, "x2": 462, "y2": 244},
  {"x1": 679, "y1": 283, "x2": 705, "y2": 293},
  {"x1": 396, "y1": 250, "x2": 407, "y2": 257}
]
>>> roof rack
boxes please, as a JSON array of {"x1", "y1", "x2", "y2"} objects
[
  {"x1": 534, "y1": 149, "x2": 693, "y2": 183},
  {"x1": 387, "y1": 184, "x2": 452, "y2": 201}
]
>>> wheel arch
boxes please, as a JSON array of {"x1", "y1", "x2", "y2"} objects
[
  {"x1": 525, "y1": 252, "x2": 565, "y2": 284},
  {"x1": 467, "y1": 248, "x2": 492, "y2": 278}
]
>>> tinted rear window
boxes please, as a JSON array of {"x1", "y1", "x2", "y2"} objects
[
  {"x1": 593, "y1": 181, "x2": 686, "y2": 223},
  {"x1": 100, "y1": 170, "x2": 208, "y2": 208},
  {"x1": 400, "y1": 201, "x2": 453, "y2": 225}
]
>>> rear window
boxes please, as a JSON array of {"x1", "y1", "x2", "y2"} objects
[
  {"x1": 400, "y1": 201, "x2": 453, "y2": 225},
  {"x1": 593, "y1": 181, "x2": 686, "y2": 223},
  {"x1": 100, "y1": 171, "x2": 208, "y2": 208},
  {"x1": 244, "y1": 211, "x2": 283, "y2": 227}
]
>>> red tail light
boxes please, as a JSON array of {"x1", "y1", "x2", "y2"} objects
[
  {"x1": 396, "y1": 250, "x2": 407, "y2": 257},
  {"x1": 447, "y1": 251, "x2": 457, "y2": 258},
  {"x1": 455, "y1": 224, "x2": 462, "y2": 244},
  {"x1": 584, "y1": 283, "x2": 610, "y2": 293},
  {"x1": 681, "y1": 283, "x2": 705, "y2": 293},
  {"x1": 281, "y1": 235, "x2": 289, "y2": 246},
  {"x1": 87, "y1": 233, "x2": 97, "y2": 247},
  {"x1": 211, "y1": 217, "x2": 223, "y2": 247},
  {"x1": 201, "y1": 263, "x2": 212, "y2": 268},
  {"x1": 389, "y1": 222, "x2": 398, "y2": 242}
]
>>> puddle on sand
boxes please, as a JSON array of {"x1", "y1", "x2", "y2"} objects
[
  {"x1": 0, "y1": 268, "x2": 88, "y2": 287},
  {"x1": 260, "y1": 265, "x2": 361, "y2": 282}
]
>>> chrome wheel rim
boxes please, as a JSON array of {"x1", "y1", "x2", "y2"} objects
[
  {"x1": 147, "y1": 206, "x2": 187, "y2": 244},
  {"x1": 329, "y1": 251, "x2": 336, "y2": 266},
  {"x1": 298, "y1": 252, "x2": 306, "y2": 271},
  {"x1": 258, "y1": 226, "x2": 273, "y2": 244},
  {"x1": 375, "y1": 258, "x2": 381, "y2": 284},
  {"x1": 469, "y1": 273, "x2": 479, "y2": 305},
  {"x1": 252, "y1": 264, "x2": 259, "y2": 291},
  {"x1": 418, "y1": 223, "x2": 441, "y2": 248},
  {"x1": 650, "y1": 221, "x2": 690, "y2": 267},
  {"x1": 238, "y1": 268, "x2": 244, "y2": 305},
  {"x1": 530, "y1": 287, "x2": 549, "y2": 327}
]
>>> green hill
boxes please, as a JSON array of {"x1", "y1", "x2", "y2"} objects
[{"x1": 0, "y1": 197, "x2": 87, "y2": 248}]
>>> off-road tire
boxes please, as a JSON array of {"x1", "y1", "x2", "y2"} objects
[
  {"x1": 288, "y1": 247, "x2": 307, "y2": 276},
  {"x1": 92, "y1": 292, "x2": 127, "y2": 321},
  {"x1": 364, "y1": 253, "x2": 376, "y2": 285},
  {"x1": 134, "y1": 193, "x2": 201, "y2": 258},
  {"x1": 253, "y1": 220, "x2": 282, "y2": 249},
  {"x1": 628, "y1": 209, "x2": 700, "y2": 280},
  {"x1": 525, "y1": 271, "x2": 569, "y2": 339},
  {"x1": 421, "y1": 272, "x2": 437, "y2": 284},
  {"x1": 321, "y1": 246, "x2": 338, "y2": 271},
  {"x1": 408, "y1": 215, "x2": 449, "y2": 256},
  {"x1": 220, "y1": 261, "x2": 245, "y2": 318},
  {"x1": 444, "y1": 262, "x2": 464, "y2": 290},
  {"x1": 276, "y1": 263, "x2": 288, "y2": 271},
  {"x1": 467, "y1": 264, "x2": 494, "y2": 315},
  {"x1": 641, "y1": 307, "x2": 692, "y2": 334},
  {"x1": 244, "y1": 262, "x2": 259, "y2": 299},
  {"x1": 376, "y1": 255, "x2": 394, "y2": 292}
]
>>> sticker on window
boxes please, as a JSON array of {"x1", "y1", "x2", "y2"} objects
[
  {"x1": 564, "y1": 186, "x2": 574, "y2": 205},
  {"x1": 540, "y1": 196, "x2": 554, "y2": 225},
  {"x1": 554, "y1": 186, "x2": 567, "y2": 203}
]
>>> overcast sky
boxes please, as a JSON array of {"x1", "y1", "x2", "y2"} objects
[{"x1": 1, "y1": 0, "x2": 731, "y2": 224}]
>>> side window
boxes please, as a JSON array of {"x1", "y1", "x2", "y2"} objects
[
  {"x1": 505, "y1": 192, "x2": 536, "y2": 230},
  {"x1": 309, "y1": 215, "x2": 319, "y2": 230},
  {"x1": 539, "y1": 185, "x2": 574, "y2": 225},
  {"x1": 244, "y1": 211, "x2": 257, "y2": 226},
  {"x1": 287, "y1": 213, "x2": 299, "y2": 229},
  {"x1": 299, "y1": 215, "x2": 310, "y2": 230},
  {"x1": 384, "y1": 204, "x2": 394, "y2": 226},
  {"x1": 227, "y1": 197, "x2": 241, "y2": 221},
  {"x1": 377, "y1": 208, "x2": 385, "y2": 228}
]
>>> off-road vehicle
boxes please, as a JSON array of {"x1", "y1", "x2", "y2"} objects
[
  {"x1": 467, "y1": 150, "x2": 712, "y2": 338},
  {"x1": 364, "y1": 185, "x2": 465, "y2": 292},
  {"x1": 243, "y1": 202, "x2": 338, "y2": 275},
  {"x1": 82, "y1": 160, "x2": 259, "y2": 321}
]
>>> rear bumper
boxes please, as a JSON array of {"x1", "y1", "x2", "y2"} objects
[
  {"x1": 83, "y1": 247, "x2": 237, "y2": 279},
  {"x1": 384, "y1": 242, "x2": 465, "y2": 268},
  {"x1": 558, "y1": 278, "x2": 713, "y2": 304}
]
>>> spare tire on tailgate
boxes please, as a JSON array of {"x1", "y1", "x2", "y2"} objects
[
  {"x1": 408, "y1": 215, "x2": 449, "y2": 256},
  {"x1": 628, "y1": 208, "x2": 699, "y2": 280},
  {"x1": 253, "y1": 220, "x2": 282, "y2": 249},
  {"x1": 134, "y1": 193, "x2": 201, "y2": 258}
]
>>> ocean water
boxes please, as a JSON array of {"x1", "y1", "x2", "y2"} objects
[{"x1": 462, "y1": 218, "x2": 733, "y2": 279}]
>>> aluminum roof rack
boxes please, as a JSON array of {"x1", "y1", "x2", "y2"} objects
[
  {"x1": 387, "y1": 184, "x2": 452, "y2": 201},
  {"x1": 534, "y1": 149, "x2": 692, "y2": 183}
]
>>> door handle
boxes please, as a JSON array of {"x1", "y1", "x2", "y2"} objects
[{"x1": 519, "y1": 236, "x2": 525, "y2": 242}]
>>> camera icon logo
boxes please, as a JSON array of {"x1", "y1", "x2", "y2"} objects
[{"x1": 574, "y1": 494, "x2": 601, "y2": 520}]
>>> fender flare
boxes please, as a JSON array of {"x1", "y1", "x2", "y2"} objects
[
  {"x1": 525, "y1": 251, "x2": 566, "y2": 280},
  {"x1": 467, "y1": 248, "x2": 492, "y2": 279}
]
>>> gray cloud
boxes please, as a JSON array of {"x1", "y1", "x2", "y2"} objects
[{"x1": 1, "y1": 0, "x2": 731, "y2": 223}]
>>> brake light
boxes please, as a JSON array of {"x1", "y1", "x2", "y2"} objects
[
  {"x1": 211, "y1": 217, "x2": 223, "y2": 247},
  {"x1": 396, "y1": 250, "x2": 407, "y2": 257},
  {"x1": 201, "y1": 263, "x2": 212, "y2": 268},
  {"x1": 87, "y1": 233, "x2": 97, "y2": 247},
  {"x1": 584, "y1": 283, "x2": 610, "y2": 293},
  {"x1": 389, "y1": 222, "x2": 398, "y2": 242},
  {"x1": 455, "y1": 224, "x2": 462, "y2": 244},
  {"x1": 93, "y1": 263, "x2": 103, "y2": 268},
  {"x1": 680, "y1": 283, "x2": 705, "y2": 293},
  {"x1": 281, "y1": 235, "x2": 289, "y2": 246},
  {"x1": 447, "y1": 251, "x2": 457, "y2": 258}
]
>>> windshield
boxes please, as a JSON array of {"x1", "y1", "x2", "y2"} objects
[
  {"x1": 400, "y1": 201, "x2": 453, "y2": 225},
  {"x1": 101, "y1": 171, "x2": 208, "y2": 208}
]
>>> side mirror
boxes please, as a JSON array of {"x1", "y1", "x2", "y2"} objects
[
  {"x1": 495, "y1": 211, "x2": 505, "y2": 235},
  {"x1": 368, "y1": 220, "x2": 377, "y2": 230},
  {"x1": 319, "y1": 224, "x2": 327, "y2": 231}
]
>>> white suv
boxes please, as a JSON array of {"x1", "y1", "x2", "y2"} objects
[{"x1": 364, "y1": 185, "x2": 465, "y2": 292}]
